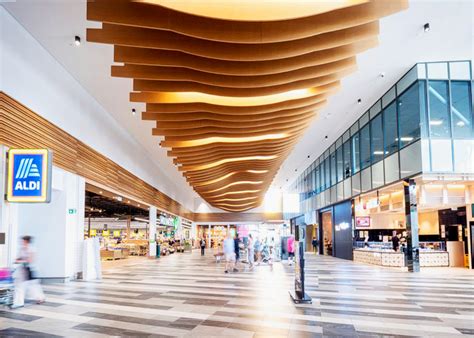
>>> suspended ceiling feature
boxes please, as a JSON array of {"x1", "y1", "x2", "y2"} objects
[{"x1": 86, "y1": 0, "x2": 407, "y2": 212}]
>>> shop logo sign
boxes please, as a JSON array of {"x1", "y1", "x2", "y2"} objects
[{"x1": 7, "y1": 149, "x2": 52, "y2": 203}]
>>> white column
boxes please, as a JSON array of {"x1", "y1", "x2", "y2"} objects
[
  {"x1": 149, "y1": 206, "x2": 157, "y2": 257},
  {"x1": 0, "y1": 145, "x2": 8, "y2": 267}
]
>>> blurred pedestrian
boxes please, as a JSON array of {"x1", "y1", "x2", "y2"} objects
[
  {"x1": 233, "y1": 234, "x2": 240, "y2": 272},
  {"x1": 223, "y1": 234, "x2": 236, "y2": 273},
  {"x1": 311, "y1": 237, "x2": 319, "y2": 254},
  {"x1": 200, "y1": 238, "x2": 206, "y2": 256},
  {"x1": 247, "y1": 234, "x2": 254, "y2": 269},
  {"x1": 12, "y1": 236, "x2": 45, "y2": 308}
]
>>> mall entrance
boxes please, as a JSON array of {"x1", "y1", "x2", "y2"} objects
[{"x1": 320, "y1": 211, "x2": 333, "y2": 256}]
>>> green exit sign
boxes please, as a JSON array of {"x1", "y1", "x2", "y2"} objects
[{"x1": 68, "y1": 209, "x2": 77, "y2": 214}]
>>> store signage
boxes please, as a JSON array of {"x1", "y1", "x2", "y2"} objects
[
  {"x1": 113, "y1": 230, "x2": 121, "y2": 237},
  {"x1": 355, "y1": 216, "x2": 370, "y2": 228},
  {"x1": 90, "y1": 229, "x2": 97, "y2": 237},
  {"x1": 102, "y1": 230, "x2": 110, "y2": 237},
  {"x1": 7, "y1": 149, "x2": 52, "y2": 203}
]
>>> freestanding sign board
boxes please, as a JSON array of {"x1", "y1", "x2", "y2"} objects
[
  {"x1": 6, "y1": 149, "x2": 52, "y2": 203},
  {"x1": 289, "y1": 216, "x2": 312, "y2": 304}
]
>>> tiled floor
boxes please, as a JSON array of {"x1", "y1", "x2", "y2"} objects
[{"x1": 1, "y1": 252, "x2": 473, "y2": 337}]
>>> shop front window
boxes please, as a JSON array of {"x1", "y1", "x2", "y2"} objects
[
  {"x1": 360, "y1": 124, "x2": 371, "y2": 169},
  {"x1": 315, "y1": 165, "x2": 320, "y2": 193},
  {"x1": 428, "y1": 80, "x2": 451, "y2": 138},
  {"x1": 383, "y1": 101, "x2": 398, "y2": 155},
  {"x1": 451, "y1": 81, "x2": 472, "y2": 139},
  {"x1": 398, "y1": 81, "x2": 423, "y2": 147},
  {"x1": 370, "y1": 114, "x2": 384, "y2": 163},
  {"x1": 352, "y1": 132, "x2": 360, "y2": 174}
]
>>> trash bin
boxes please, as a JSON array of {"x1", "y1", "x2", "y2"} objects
[{"x1": 156, "y1": 244, "x2": 161, "y2": 258}]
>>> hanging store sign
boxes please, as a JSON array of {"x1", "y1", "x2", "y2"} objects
[{"x1": 6, "y1": 149, "x2": 52, "y2": 203}]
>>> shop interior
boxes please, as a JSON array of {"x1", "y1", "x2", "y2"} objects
[
  {"x1": 321, "y1": 211, "x2": 333, "y2": 256},
  {"x1": 352, "y1": 179, "x2": 472, "y2": 268},
  {"x1": 84, "y1": 184, "x2": 191, "y2": 263}
]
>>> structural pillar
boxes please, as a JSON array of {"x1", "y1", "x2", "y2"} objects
[
  {"x1": 403, "y1": 178, "x2": 420, "y2": 272},
  {"x1": 149, "y1": 206, "x2": 157, "y2": 257},
  {"x1": 126, "y1": 215, "x2": 131, "y2": 239}
]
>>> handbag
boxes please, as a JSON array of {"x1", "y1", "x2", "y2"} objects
[{"x1": 24, "y1": 264, "x2": 35, "y2": 280}]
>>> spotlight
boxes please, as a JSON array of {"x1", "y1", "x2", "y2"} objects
[
  {"x1": 307, "y1": 155, "x2": 310, "y2": 159},
  {"x1": 132, "y1": 108, "x2": 136, "y2": 116},
  {"x1": 74, "y1": 35, "x2": 81, "y2": 46},
  {"x1": 357, "y1": 98, "x2": 362, "y2": 104},
  {"x1": 379, "y1": 72, "x2": 385, "y2": 78},
  {"x1": 325, "y1": 135, "x2": 328, "y2": 139},
  {"x1": 424, "y1": 23, "x2": 430, "y2": 32}
]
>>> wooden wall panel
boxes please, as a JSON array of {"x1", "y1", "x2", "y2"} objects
[{"x1": 0, "y1": 92, "x2": 192, "y2": 218}]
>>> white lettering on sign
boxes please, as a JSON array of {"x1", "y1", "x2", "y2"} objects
[{"x1": 15, "y1": 180, "x2": 40, "y2": 191}]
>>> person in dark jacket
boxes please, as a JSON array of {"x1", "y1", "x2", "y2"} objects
[
  {"x1": 233, "y1": 234, "x2": 240, "y2": 272},
  {"x1": 311, "y1": 237, "x2": 319, "y2": 254},
  {"x1": 200, "y1": 238, "x2": 206, "y2": 256}
]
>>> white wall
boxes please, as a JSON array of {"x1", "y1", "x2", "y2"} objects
[
  {"x1": 15, "y1": 167, "x2": 85, "y2": 280},
  {"x1": 0, "y1": 7, "x2": 194, "y2": 210}
]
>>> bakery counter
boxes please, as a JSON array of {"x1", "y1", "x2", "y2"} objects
[
  {"x1": 353, "y1": 248, "x2": 450, "y2": 267},
  {"x1": 353, "y1": 249, "x2": 404, "y2": 267}
]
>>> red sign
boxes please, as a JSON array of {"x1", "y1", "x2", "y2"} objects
[{"x1": 355, "y1": 216, "x2": 370, "y2": 227}]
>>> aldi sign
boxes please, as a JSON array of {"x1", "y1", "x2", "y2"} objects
[{"x1": 7, "y1": 149, "x2": 52, "y2": 203}]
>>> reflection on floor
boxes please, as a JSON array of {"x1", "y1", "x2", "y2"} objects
[{"x1": 1, "y1": 252, "x2": 473, "y2": 337}]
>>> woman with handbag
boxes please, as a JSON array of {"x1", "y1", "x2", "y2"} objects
[{"x1": 12, "y1": 236, "x2": 45, "y2": 309}]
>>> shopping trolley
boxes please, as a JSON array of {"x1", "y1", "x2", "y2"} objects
[{"x1": 0, "y1": 268, "x2": 14, "y2": 308}]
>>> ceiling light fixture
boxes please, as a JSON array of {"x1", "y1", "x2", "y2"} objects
[
  {"x1": 357, "y1": 98, "x2": 362, "y2": 104},
  {"x1": 74, "y1": 35, "x2": 81, "y2": 46},
  {"x1": 379, "y1": 72, "x2": 385, "y2": 78},
  {"x1": 424, "y1": 23, "x2": 430, "y2": 32},
  {"x1": 132, "y1": 108, "x2": 136, "y2": 116}
]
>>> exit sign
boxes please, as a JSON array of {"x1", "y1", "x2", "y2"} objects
[{"x1": 68, "y1": 208, "x2": 77, "y2": 214}]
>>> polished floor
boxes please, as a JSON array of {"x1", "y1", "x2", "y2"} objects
[{"x1": 1, "y1": 251, "x2": 473, "y2": 337}]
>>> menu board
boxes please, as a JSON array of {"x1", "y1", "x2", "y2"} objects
[{"x1": 356, "y1": 216, "x2": 370, "y2": 228}]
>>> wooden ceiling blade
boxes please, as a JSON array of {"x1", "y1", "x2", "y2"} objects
[
  {"x1": 87, "y1": 21, "x2": 379, "y2": 61},
  {"x1": 115, "y1": 57, "x2": 355, "y2": 88},
  {"x1": 131, "y1": 82, "x2": 339, "y2": 106},
  {"x1": 88, "y1": 0, "x2": 407, "y2": 43},
  {"x1": 151, "y1": 109, "x2": 317, "y2": 129},
  {"x1": 132, "y1": 69, "x2": 353, "y2": 98},
  {"x1": 114, "y1": 39, "x2": 377, "y2": 76},
  {"x1": 144, "y1": 90, "x2": 332, "y2": 113}
]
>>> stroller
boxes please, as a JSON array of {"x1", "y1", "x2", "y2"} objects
[{"x1": 0, "y1": 268, "x2": 14, "y2": 308}]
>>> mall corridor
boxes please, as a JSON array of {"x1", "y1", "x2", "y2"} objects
[{"x1": 0, "y1": 253, "x2": 472, "y2": 337}]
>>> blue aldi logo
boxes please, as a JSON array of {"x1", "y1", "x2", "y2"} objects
[{"x1": 7, "y1": 149, "x2": 52, "y2": 203}]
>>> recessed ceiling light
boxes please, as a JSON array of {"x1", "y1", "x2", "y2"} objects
[
  {"x1": 424, "y1": 23, "x2": 430, "y2": 32},
  {"x1": 379, "y1": 72, "x2": 385, "y2": 78},
  {"x1": 357, "y1": 98, "x2": 362, "y2": 104},
  {"x1": 325, "y1": 135, "x2": 328, "y2": 139},
  {"x1": 307, "y1": 155, "x2": 310, "y2": 159},
  {"x1": 74, "y1": 35, "x2": 81, "y2": 46},
  {"x1": 132, "y1": 108, "x2": 136, "y2": 116},
  {"x1": 99, "y1": 191, "x2": 103, "y2": 194}
]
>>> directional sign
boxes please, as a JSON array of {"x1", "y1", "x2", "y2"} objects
[{"x1": 7, "y1": 149, "x2": 52, "y2": 203}]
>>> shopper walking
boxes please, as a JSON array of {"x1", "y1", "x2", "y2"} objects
[
  {"x1": 254, "y1": 237, "x2": 263, "y2": 265},
  {"x1": 12, "y1": 236, "x2": 45, "y2": 309},
  {"x1": 223, "y1": 234, "x2": 236, "y2": 273},
  {"x1": 200, "y1": 238, "x2": 206, "y2": 256},
  {"x1": 311, "y1": 237, "x2": 319, "y2": 254},
  {"x1": 247, "y1": 234, "x2": 255, "y2": 269},
  {"x1": 233, "y1": 234, "x2": 240, "y2": 272},
  {"x1": 287, "y1": 235, "x2": 295, "y2": 266}
]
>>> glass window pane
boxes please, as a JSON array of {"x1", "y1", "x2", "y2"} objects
[
  {"x1": 325, "y1": 157, "x2": 330, "y2": 190},
  {"x1": 399, "y1": 81, "x2": 423, "y2": 147},
  {"x1": 352, "y1": 132, "x2": 360, "y2": 174},
  {"x1": 370, "y1": 114, "x2": 384, "y2": 163},
  {"x1": 451, "y1": 81, "x2": 472, "y2": 139},
  {"x1": 360, "y1": 124, "x2": 371, "y2": 169},
  {"x1": 336, "y1": 146, "x2": 343, "y2": 183},
  {"x1": 343, "y1": 140, "x2": 351, "y2": 178},
  {"x1": 315, "y1": 165, "x2": 320, "y2": 193},
  {"x1": 383, "y1": 101, "x2": 398, "y2": 155},
  {"x1": 428, "y1": 80, "x2": 451, "y2": 138},
  {"x1": 330, "y1": 152, "x2": 336, "y2": 186}
]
